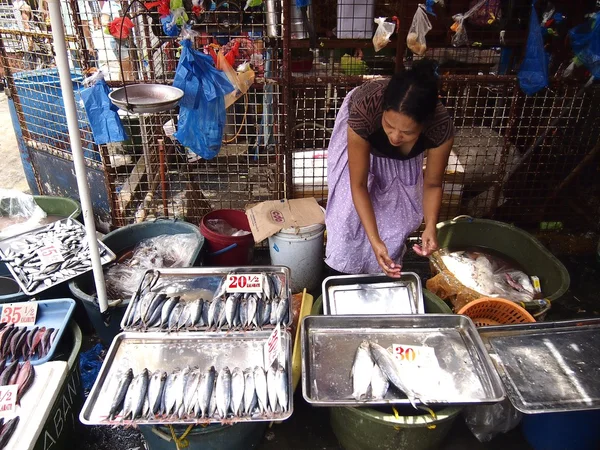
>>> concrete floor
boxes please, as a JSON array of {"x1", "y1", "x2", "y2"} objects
[{"x1": 0, "y1": 94, "x2": 29, "y2": 192}]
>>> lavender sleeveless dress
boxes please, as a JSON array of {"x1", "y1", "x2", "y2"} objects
[{"x1": 325, "y1": 89, "x2": 424, "y2": 274}]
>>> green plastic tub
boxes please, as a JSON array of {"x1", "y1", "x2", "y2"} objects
[
  {"x1": 330, "y1": 405, "x2": 462, "y2": 450},
  {"x1": 33, "y1": 195, "x2": 81, "y2": 220},
  {"x1": 33, "y1": 321, "x2": 83, "y2": 450},
  {"x1": 436, "y1": 217, "x2": 569, "y2": 301},
  {"x1": 139, "y1": 422, "x2": 267, "y2": 450}
]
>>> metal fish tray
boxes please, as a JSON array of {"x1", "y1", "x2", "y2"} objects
[
  {"x1": 322, "y1": 273, "x2": 424, "y2": 315},
  {"x1": 80, "y1": 331, "x2": 293, "y2": 425},
  {"x1": 0, "y1": 218, "x2": 116, "y2": 296},
  {"x1": 478, "y1": 318, "x2": 600, "y2": 414},
  {"x1": 301, "y1": 314, "x2": 505, "y2": 406},
  {"x1": 120, "y1": 266, "x2": 292, "y2": 332}
]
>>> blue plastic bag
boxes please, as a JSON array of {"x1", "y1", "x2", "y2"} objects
[
  {"x1": 518, "y1": 3, "x2": 548, "y2": 95},
  {"x1": 80, "y1": 79, "x2": 127, "y2": 145},
  {"x1": 569, "y1": 14, "x2": 600, "y2": 79},
  {"x1": 161, "y1": 13, "x2": 181, "y2": 37},
  {"x1": 173, "y1": 40, "x2": 234, "y2": 160}
]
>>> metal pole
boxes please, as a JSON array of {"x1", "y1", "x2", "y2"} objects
[{"x1": 47, "y1": 0, "x2": 109, "y2": 313}]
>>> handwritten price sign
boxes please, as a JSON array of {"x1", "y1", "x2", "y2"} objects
[
  {"x1": 37, "y1": 244, "x2": 64, "y2": 266},
  {"x1": 392, "y1": 344, "x2": 440, "y2": 370},
  {"x1": 0, "y1": 385, "x2": 18, "y2": 418},
  {"x1": 226, "y1": 274, "x2": 263, "y2": 293},
  {"x1": 1, "y1": 302, "x2": 38, "y2": 326},
  {"x1": 264, "y1": 324, "x2": 282, "y2": 369}
]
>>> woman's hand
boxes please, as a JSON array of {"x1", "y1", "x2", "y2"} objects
[
  {"x1": 413, "y1": 226, "x2": 439, "y2": 257},
  {"x1": 372, "y1": 239, "x2": 402, "y2": 278}
]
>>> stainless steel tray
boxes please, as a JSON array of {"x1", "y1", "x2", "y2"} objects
[
  {"x1": 301, "y1": 314, "x2": 505, "y2": 406},
  {"x1": 80, "y1": 331, "x2": 293, "y2": 425},
  {"x1": 0, "y1": 218, "x2": 115, "y2": 296},
  {"x1": 322, "y1": 273, "x2": 424, "y2": 316},
  {"x1": 478, "y1": 318, "x2": 600, "y2": 414},
  {"x1": 120, "y1": 266, "x2": 292, "y2": 331}
]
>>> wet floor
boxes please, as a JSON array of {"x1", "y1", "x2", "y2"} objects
[{"x1": 73, "y1": 251, "x2": 600, "y2": 450}]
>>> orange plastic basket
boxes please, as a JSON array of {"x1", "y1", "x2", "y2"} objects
[{"x1": 457, "y1": 297, "x2": 536, "y2": 327}]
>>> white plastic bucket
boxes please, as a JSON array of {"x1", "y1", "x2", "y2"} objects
[{"x1": 268, "y1": 222, "x2": 325, "y2": 293}]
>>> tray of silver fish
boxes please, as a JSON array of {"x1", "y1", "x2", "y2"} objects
[
  {"x1": 478, "y1": 318, "x2": 600, "y2": 414},
  {"x1": 120, "y1": 267, "x2": 292, "y2": 332},
  {"x1": 322, "y1": 273, "x2": 424, "y2": 316},
  {"x1": 80, "y1": 330, "x2": 293, "y2": 425},
  {"x1": 301, "y1": 314, "x2": 505, "y2": 406},
  {"x1": 0, "y1": 218, "x2": 115, "y2": 296}
]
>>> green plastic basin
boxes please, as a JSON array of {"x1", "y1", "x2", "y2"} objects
[{"x1": 436, "y1": 217, "x2": 569, "y2": 301}]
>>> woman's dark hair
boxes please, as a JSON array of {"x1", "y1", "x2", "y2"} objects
[{"x1": 383, "y1": 59, "x2": 439, "y2": 124}]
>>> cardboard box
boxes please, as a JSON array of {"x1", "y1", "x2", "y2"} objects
[{"x1": 245, "y1": 198, "x2": 325, "y2": 243}]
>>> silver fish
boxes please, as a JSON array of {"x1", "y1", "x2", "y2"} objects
[
  {"x1": 276, "y1": 296, "x2": 289, "y2": 325},
  {"x1": 253, "y1": 366, "x2": 268, "y2": 414},
  {"x1": 266, "y1": 366, "x2": 278, "y2": 413},
  {"x1": 247, "y1": 294, "x2": 258, "y2": 328},
  {"x1": 122, "y1": 369, "x2": 148, "y2": 420},
  {"x1": 160, "y1": 297, "x2": 178, "y2": 329},
  {"x1": 261, "y1": 299, "x2": 272, "y2": 327},
  {"x1": 139, "y1": 292, "x2": 157, "y2": 325},
  {"x1": 146, "y1": 294, "x2": 167, "y2": 328},
  {"x1": 255, "y1": 296, "x2": 264, "y2": 328},
  {"x1": 148, "y1": 371, "x2": 167, "y2": 417},
  {"x1": 239, "y1": 298, "x2": 248, "y2": 328},
  {"x1": 188, "y1": 299, "x2": 203, "y2": 328},
  {"x1": 184, "y1": 369, "x2": 202, "y2": 416},
  {"x1": 217, "y1": 299, "x2": 228, "y2": 329},
  {"x1": 243, "y1": 368, "x2": 257, "y2": 416},
  {"x1": 177, "y1": 302, "x2": 192, "y2": 331},
  {"x1": 216, "y1": 367, "x2": 232, "y2": 418},
  {"x1": 351, "y1": 341, "x2": 374, "y2": 401},
  {"x1": 225, "y1": 294, "x2": 239, "y2": 329},
  {"x1": 207, "y1": 297, "x2": 224, "y2": 329},
  {"x1": 231, "y1": 367, "x2": 245, "y2": 416},
  {"x1": 163, "y1": 370, "x2": 179, "y2": 416},
  {"x1": 262, "y1": 273, "x2": 272, "y2": 300},
  {"x1": 198, "y1": 366, "x2": 216, "y2": 418},
  {"x1": 369, "y1": 342, "x2": 419, "y2": 408},
  {"x1": 175, "y1": 367, "x2": 191, "y2": 418},
  {"x1": 108, "y1": 368, "x2": 133, "y2": 420},
  {"x1": 275, "y1": 366, "x2": 288, "y2": 412},
  {"x1": 168, "y1": 302, "x2": 185, "y2": 332},
  {"x1": 270, "y1": 298, "x2": 279, "y2": 325},
  {"x1": 370, "y1": 362, "x2": 390, "y2": 400},
  {"x1": 208, "y1": 378, "x2": 218, "y2": 418},
  {"x1": 201, "y1": 299, "x2": 209, "y2": 326}
]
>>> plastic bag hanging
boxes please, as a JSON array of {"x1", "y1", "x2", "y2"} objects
[
  {"x1": 80, "y1": 72, "x2": 128, "y2": 146},
  {"x1": 407, "y1": 5, "x2": 432, "y2": 56},
  {"x1": 373, "y1": 17, "x2": 396, "y2": 52},
  {"x1": 451, "y1": 0, "x2": 486, "y2": 47},
  {"x1": 173, "y1": 39, "x2": 235, "y2": 160},
  {"x1": 518, "y1": 2, "x2": 548, "y2": 95},
  {"x1": 568, "y1": 13, "x2": 600, "y2": 79}
]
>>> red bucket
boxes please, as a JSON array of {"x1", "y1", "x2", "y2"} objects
[{"x1": 200, "y1": 210, "x2": 255, "y2": 266}]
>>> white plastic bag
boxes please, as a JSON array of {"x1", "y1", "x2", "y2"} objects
[
  {"x1": 464, "y1": 399, "x2": 522, "y2": 442},
  {"x1": 406, "y1": 5, "x2": 432, "y2": 56},
  {"x1": 451, "y1": 0, "x2": 486, "y2": 47},
  {"x1": 372, "y1": 17, "x2": 396, "y2": 52},
  {"x1": 0, "y1": 189, "x2": 47, "y2": 240}
]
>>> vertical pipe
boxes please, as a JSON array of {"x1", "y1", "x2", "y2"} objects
[
  {"x1": 158, "y1": 138, "x2": 168, "y2": 217},
  {"x1": 282, "y1": 0, "x2": 294, "y2": 198},
  {"x1": 47, "y1": 0, "x2": 109, "y2": 313}
]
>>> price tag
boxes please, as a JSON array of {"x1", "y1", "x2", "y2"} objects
[
  {"x1": 1, "y1": 302, "x2": 38, "y2": 326},
  {"x1": 264, "y1": 324, "x2": 282, "y2": 369},
  {"x1": 392, "y1": 344, "x2": 440, "y2": 371},
  {"x1": 225, "y1": 274, "x2": 263, "y2": 293},
  {"x1": 0, "y1": 385, "x2": 18, "y2": 418},
  {"x1": 37, "y1": 244, "x2": 64, "y2": 266}
]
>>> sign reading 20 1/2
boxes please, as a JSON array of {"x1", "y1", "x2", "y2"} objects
[{"x1": 225, "y1": 274, "x2": 263, "y2": 293}]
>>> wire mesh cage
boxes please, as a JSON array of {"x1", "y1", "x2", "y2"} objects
[{"x1": 0, "y1": 0, "x2": 596, "y2": 234}]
